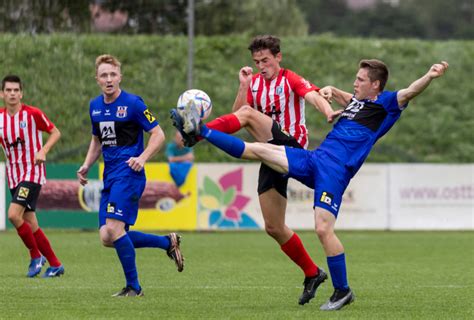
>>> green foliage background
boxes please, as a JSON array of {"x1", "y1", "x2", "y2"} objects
[{"x1": 0, "y1": 34, "x2": 472, "y2": 163}]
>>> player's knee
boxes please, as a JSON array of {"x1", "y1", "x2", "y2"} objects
[
  {"x1": 235, "y1": 105, "x2": 254, "y2": 123},
  {"x1": 315, "y1": 223, "x2": 332, "y2": 240},
  {"x1": 100, "y1": 225, "x2": 116, "y2": 246},
  {"x1": 7, "y1": 211, "x2": 22, "y2": 226},
  {"x1": 264, "y1": 223, "x2": 284, "y2": 239}
]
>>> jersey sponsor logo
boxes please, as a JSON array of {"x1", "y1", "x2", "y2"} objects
[
  {"x1": 99, "y1": 121, "x2": 117, "y2": 146},
  {"x1": 320, "y1": 191, "x2": 333, "y2": 205},
  {"x1": 107, "y1": 202, "x2": 116, "y2": 213},
  {"x1": 6, "y1": 137, "x2": 25, "y2": 149},
  {"x1": 341, "y1": 99, "x2": 365, "y2": 120},
  {"x1": 143, "y1": 109, "x2": 156, "y2": 123},
  {"x1": 20, "y1": 121, "x2": 27, "y2": 129},
  {"x1": 116, "y1": 106, "x2": 128, "y2": 118},
  {"x1": 92, "y1": 109, "x2": 102, "y2": 116},
  {"x1": 104, "y1": 109, "x2": 111, "y2": 116},
  {"x1": 18, "y1": 187, "x2": 30, "y2": 199}
]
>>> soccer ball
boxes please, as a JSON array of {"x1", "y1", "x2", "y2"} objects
[{"x1": 177, "y1": 89, "x2": 212, "y2": 120}]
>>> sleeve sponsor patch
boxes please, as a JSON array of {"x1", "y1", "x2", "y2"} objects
[{"x1": 143, "y1": 109, "x2": 156, "y2": 123}]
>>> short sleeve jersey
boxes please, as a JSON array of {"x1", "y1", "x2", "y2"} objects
[
  {"x1": 319, "y1": 91, "x2": 407, "y2": 175},
  {"x1": 0, "y1": 104, "x2": 55, "y2": 188},
  {"x1": 247, "y1": 68, "x2": 319, "y2": 149},
  {"x1": 89, "y1": 90, "x2": 158, "y2": 180}
]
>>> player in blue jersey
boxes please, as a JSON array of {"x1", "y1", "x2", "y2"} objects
[
  {"x1": 77, "y1": 54, "x2": 184, "y2": 297},
  {"x1": 176, "y1": 59, "x2": 448, "y2": 309}
]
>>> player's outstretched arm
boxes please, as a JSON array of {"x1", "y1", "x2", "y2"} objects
[
  {"x1": 305, "y1": 90, "x2": 341, "y2": 123},
  {"x1": 77, "y1": 135, "x2": 102, "y2": 186},
  {"x1": 320, "y1": 86, "x2": 353, "y2": 107},
  {"x1": 397, "y1": 61, "x2": 449, "y2": 106}
]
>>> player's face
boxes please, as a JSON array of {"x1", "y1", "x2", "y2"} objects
[
  {"x1": 353, "y1": 68, "x2": 379, "y2": 100},
  {"x1": 252, "y1": 49, "x2": 282, "y2": 81},
  {"x1": 96, "y1": 63, "x2": 122, "y2": 98},
  {"x1": 1, "y1": 82, "x2": 23, "y2": 107}
]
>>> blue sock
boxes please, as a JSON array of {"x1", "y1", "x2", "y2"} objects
[
  {"x1": 327, "y1": 253, "x2": 349, "y2": 290},
  {"x1": 200, "y1": 125, "x2": 245, "y2": 158},
  {"x1": 128, "y1": 231, "x2": 170, "y2": 250},
  {"x1": 113, "y1": 234, "x2": 140, "y2": 291}
]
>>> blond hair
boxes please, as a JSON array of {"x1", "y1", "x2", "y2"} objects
[{"x1": 95, "y1": 54, "x2": 121, "y2": 73}]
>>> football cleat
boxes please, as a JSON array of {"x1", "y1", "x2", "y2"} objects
[
  {"x1": 298, "y1": 268, "x2": 328, "y2": 305},
  {"x1": 112, "y1": 286, "x2": 144, "y2": 297},
  {"x1": 167, "y1": 233, "x2": 184, "y2": 272},
  {"x1": 320, "y1": 288, "x2": 355, "y2": 311},
  {"x1": 27, "y1": 256, "x2": 46, "y2": 278},
  {"x1": 170, "y1": 109, "x2": 198, "y2": 147},
  {"x1": 42, "y1": 265, "x2": 65, "y2": 278},
  {"x1": 180, "y1": 99, "x2": 202, "y2": 135}
]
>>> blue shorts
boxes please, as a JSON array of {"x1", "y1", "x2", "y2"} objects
[
  {"x1": 285, "y1": 147, "x2": 351, "y2": 217},
  {"x1": 99, "y1": 176, "x2": 146, "y2": 228}
]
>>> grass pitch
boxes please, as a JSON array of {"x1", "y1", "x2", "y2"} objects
[{"x1": 0, "y1": 230, "x2": 472, "y2": 319}]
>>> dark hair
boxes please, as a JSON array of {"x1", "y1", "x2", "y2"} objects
[
  {"x1": 359, "y1": 59, "x2": 389, "y2": 91},
  {"x1": 248, "y1": 35, "x2": 281, "y2": 56},
  {"x1": 2, "y1": 74, "x2": 22, "y2": 90}
]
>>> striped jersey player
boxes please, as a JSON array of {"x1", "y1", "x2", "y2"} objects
[{"x1": 0, "y1": 74, "x2": 64, "y2": 278}]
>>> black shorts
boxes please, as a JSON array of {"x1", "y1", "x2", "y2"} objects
[
  {"x1": 257, "y1": 121, "x2": 303, "y2": 198},
  {"x1": 10, "y1": 181, "x2": 42, "y2": 212}
]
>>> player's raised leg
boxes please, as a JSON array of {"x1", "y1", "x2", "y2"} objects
[{"x1": 127, "y1": 231, "x2": 184, "y2": 272}]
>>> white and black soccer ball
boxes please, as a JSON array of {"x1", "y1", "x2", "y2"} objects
[{"x1": 176, "y1": 89, "x2": 212, "y2": 120}]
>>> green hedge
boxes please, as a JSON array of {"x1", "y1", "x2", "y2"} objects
[{"x1": 0, "y1": 34, "x2": 472, "y2": 163}]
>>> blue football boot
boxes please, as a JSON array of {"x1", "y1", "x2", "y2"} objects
[
  {"x1": 42, "y1": 265, "x2": 65, "y2": 278},
  {"x1": 27, "y1": 256, "x2": 46, "y2": 278}
]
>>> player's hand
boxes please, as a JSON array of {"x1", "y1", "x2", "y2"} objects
[
  {"x1": 126, "y1": 157, "x2": 145, "y2": 172},
  {"x1": 77, "y1": 165, "x2": 89, "y2": 186},
  {"x1": 34, "y1": 149, "x2": 47, "y2": 165},
  {"x1": 327, "y1": 109, "x2": 343, "y2": 123},
  {"x1": 428, "y1": 61, "x2": 449, "y2": 79},
  {"x1": 319, "y1": 86, "x2": 333, "y2": 103},
  {"x1": 239, "y1": 66, "x2": 253, "y2": 85}
]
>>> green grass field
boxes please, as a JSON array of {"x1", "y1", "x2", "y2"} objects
[{"x1": 0, "y1": 230, "x2": 472, "y2": 319}]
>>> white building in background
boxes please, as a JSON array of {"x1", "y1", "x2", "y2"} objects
[{"x1": 346, "y1": 0, "x2": 400, "y2": 10}]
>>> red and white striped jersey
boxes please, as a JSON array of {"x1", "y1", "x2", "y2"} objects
[
  {"x1": 247, "y1": 68, "x2": 319, "y2": 149},
  {"x1": 0, "y1": 104, "x2": 55, "y2": 188}
]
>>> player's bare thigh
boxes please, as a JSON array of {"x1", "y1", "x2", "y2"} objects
[
  {"x1": 243, "y1": 142, "x2": 289, "y2": 174},
  {"x1": 233, "y1": 105, "x2": 274, "y2": 142}
]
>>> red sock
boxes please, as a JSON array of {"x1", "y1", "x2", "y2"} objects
[
  {"x1": 199, "y1": 114, "x2": 242, "y2": 141},
  {"x1": 281, "y1": 233, "x2": 318, "y2": 277},
  {"x1": 207, "y1": 114, "x2": 241, "y2": 133},
  {"x1": 33, "y1": 228, "x2": 61, "y2": 267},
  {"x1": 16, "y1": 222, "x2": 41, "y2": 259}
]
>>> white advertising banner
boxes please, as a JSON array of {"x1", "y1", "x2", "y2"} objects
[
  {"x1": 388, "y1": 164, "x2": 474, "y2": 230},
  {"x1": 196, "y1": 163, "x2": 473, "y2": 230},
  {"x1": 336, "y1": 165, "x2": 389, "y2": 229},
  {"x1": 0, "y1": 162, "x2": 5, "y2": 231}
]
